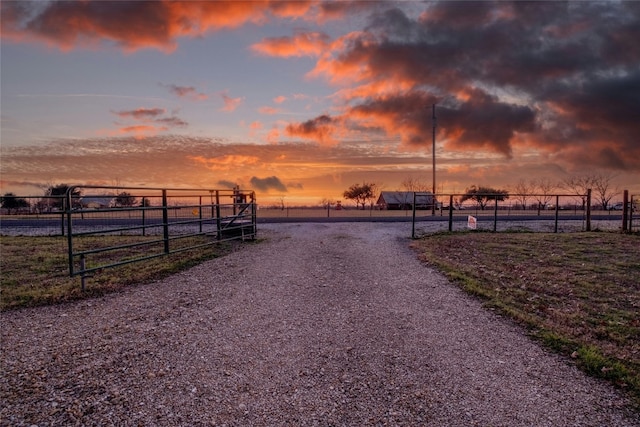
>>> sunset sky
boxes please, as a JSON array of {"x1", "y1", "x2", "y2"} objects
[{"x1": 1, "y1": 0, "x2": 639, "y2": 205}]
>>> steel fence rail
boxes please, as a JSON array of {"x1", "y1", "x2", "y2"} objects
[{"x1": 63, "y1": 185, "x2": 256, "y2": 289}]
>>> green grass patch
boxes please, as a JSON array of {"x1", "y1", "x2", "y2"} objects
[
  {"x1": 412, "y1": 231, "x2": 640, "y2": 407},
  {"x1": 1, "y1": 235, "x2": 236, "y2": 310}
]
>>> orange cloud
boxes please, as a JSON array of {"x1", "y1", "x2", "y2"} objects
[
  {"x1": 273, "y1": 95, "x2": 287, "y2": 104},
  {"x1": 268, "y1": 1, "x2": 314, "y2": 19},
  {"x1": 307, "y1": 31, "x2": 375, "y2": 84},
  {"x1": 285, "y1": 114, "x2": 340, "y2": 145},
  {"x1": 117, "y1": 125, "x2": 165, "y2": 140},
  {"x1": 189, "y1": 155, "x2": 260, "y2": 171},
  {"x1": 0, "y1": 1, "x2": 344, "y2": 52},
  {"x1": 251, "y1": 31, "x2": 330, "y2": 57}
]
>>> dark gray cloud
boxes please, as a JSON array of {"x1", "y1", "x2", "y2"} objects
[
  {"x1": 249, "y1": 176, "x2": 287, "y2": 193},
  {"x1": 217, "y1": 180, "x2": 238, "y2": 189},
  {"x1": 300, "y1": 1, "x2": 640, "y2": 171}
]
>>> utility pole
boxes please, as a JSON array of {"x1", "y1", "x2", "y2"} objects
[{"x1": 432, "y1": 103, "x2": 436, "y2": 216}]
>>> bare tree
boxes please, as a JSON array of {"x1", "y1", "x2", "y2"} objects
[
  {"x1": 532, "y1": 178, "x2": 556, "y2": 211},
  {"x1": 562, "y1": 174, "x2": 596, "y2": 210},
  {"x1": 400, "y1": 175, "x2": 430, "y2": 192},
  {"x1": 43, "y1": 184, "x2": 82, "y2": 210},
  {"x1": 400, "y1": 175, "x2": 430, "y2": 210},
  {"x1": 513, "y1": 179, "x2": 533, "y2": 210},
  {"x1": 591, "y1": 172, "x2": 618, "y2": 210}
]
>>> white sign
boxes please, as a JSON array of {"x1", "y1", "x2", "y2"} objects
[{"x1": 467, "y1": 215, "x2": 477, "y2": 230}]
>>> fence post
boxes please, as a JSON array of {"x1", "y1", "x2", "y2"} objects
[
  {"x1": 622, "y1": 190, "x2": 629, "y2": 232},
  {"x1": 66, "y1": 191, "x2": 74, "y2": 276},
  {"x1": 493, "y1": 197, "x2": 498, "y2": 232},
  {"x1": 411, "y1": 192, "x2": 417, "y2": 239},
  {"x1": 251, "y1": 192, "x2": 257, "y2": 238},
  {"x1": 448, "y1": 195, "x2": 453, "y2": 232},
  {"x1": 199, "y1": 195, "x2": 203, "y2": 233},
  {"x1": 554, "y1": 195, "x2": 559, "y2": 233},
  {"x1": 162, "y1": 189, "x2": 170, "y2": 253},
  {"x1": 586, "y1": 189, "x2": 591, "y2": 231},
  {"x1": 215, "y1": 190, "x2": 221, "y2": 241},
  {"x1": 141, "y1": 198, "x2": 146, "y2": 236},
  {"x1": 630, "y1": 194, "x2": 634, "y2": 232}
]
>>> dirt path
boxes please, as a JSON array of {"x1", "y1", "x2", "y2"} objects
[{"x1": 1, "y1": 223, "x2": 637, "y2": 426}]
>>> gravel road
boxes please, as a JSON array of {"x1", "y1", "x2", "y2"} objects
[{"x1": 1, "y1": 222, "x2": 637, "y2": 426}]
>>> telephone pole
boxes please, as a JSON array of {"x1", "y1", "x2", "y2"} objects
[{"x1": 432, "y1": 103, "x2": 436, "y2": 216}]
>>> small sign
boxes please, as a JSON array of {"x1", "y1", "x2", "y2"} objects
[
  {"x1": 192, "y1": 208, "x2": 200, "y2": 216},
  {"x1": 467, "y1": 215, "x2": 477, "y2": 230}
]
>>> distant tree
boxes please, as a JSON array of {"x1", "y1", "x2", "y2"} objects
[
  {"x1": 400, "y1": 176, "x2": 430, "y2": 210},
  {"x1": 562, "y1": 173, "x2": 596, "y2": 209},
  {"x1": 591, "y1": 172, "x2": 618, "y2": 210},
  {"x1": 320, "y1": 198, "x2": 335, "y2": 209},
  {"x1": 460, "y1": 185, "x2": 509, "y2": 210},
  {"x1": 140, "y1": 197, "x2": 151, "y2": 207},
  {"x1": 115, "y1": 191, "x2": 137, "y2": 208},
  {"x1": 401, "y1": 175, "x2": 430, "y2": 192},
  {"x1": 532, "y1": 178, "x2": 556, "y2": 211},
  {"x1": 343, "y1": 182, "x2": 377, "y2": 210},
  {"x1": 43, "y1": 184, "x2": 81, "y2": 210},
  {"x1": 513, "y1": 179, "x2": 533, "y2": 210},
  {"x1": 1, "y1": 193, "x2": 29, "y2": 214}
]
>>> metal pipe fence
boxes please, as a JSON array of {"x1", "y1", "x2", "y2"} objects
[
  {"x1": 410, "y1": 189, "x2": 640, "y2": 237},
  {"x1": 0, "y1": 195, "x2": 67, "y2": 235},
  {"x1": 61, "y1": 185, "x2": 256, "y2": 287}
]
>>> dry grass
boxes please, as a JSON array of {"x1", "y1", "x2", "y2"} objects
[
  {"x1": 0, "y1": 235, "x2": 233, "y2": 310},
  {"x1": 412, "y1": 231, "x2": 640, "y2": 405}
]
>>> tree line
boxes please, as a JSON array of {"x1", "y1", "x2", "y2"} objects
[
  {"x1": 0, "y1": 172, "x2": 624, "y2": 213},
  {"x1": 340, "y1": 172, "x2": 622, "y2": 211},
  {"x1": 1, "y1": 184, "x2": 142, "y2": 214}
]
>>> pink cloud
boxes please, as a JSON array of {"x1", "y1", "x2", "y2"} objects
[
  {"x1": 112, "y1": 108, "x2": 165, "y2": 120},
  {"x1": 259, "y1": 106, "x2": 281, "y2": 115},
  {"x1": 266, "y1": 128, "x2": 280, "y2": 144},
  {"x1": 164, "y1": 84, "x2": 208, "y2": 101},
  {"x1": 220, "y1": 92, "x2": 244, "y2": 112}
]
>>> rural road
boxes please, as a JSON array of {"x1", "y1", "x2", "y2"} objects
[{"x1": 1, "y1": 222, "x2": 637, "y2": 426}]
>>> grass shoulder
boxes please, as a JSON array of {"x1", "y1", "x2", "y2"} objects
[
  {"x1": 411, "y1": 231, "x2": 640, "y2": 409},
  {"x1": 0, "y1": 235, "x2": 241, "y2": 311}
]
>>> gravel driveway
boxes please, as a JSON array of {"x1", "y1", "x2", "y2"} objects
[{"x1": 1, "y1": 222, "x2": 637, "y2": 426}]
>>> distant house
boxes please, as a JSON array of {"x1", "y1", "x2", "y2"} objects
[
  {"x1": 80, "y1": 195, "x2": 115, "y2": 209},
  {"x1": 376, "y1": 191, "x2": 434, "y2": 210}
]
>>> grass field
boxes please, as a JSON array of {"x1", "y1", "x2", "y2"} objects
[{"x1": 412, "y1": 231, "x2": 640, "y2": 407}]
